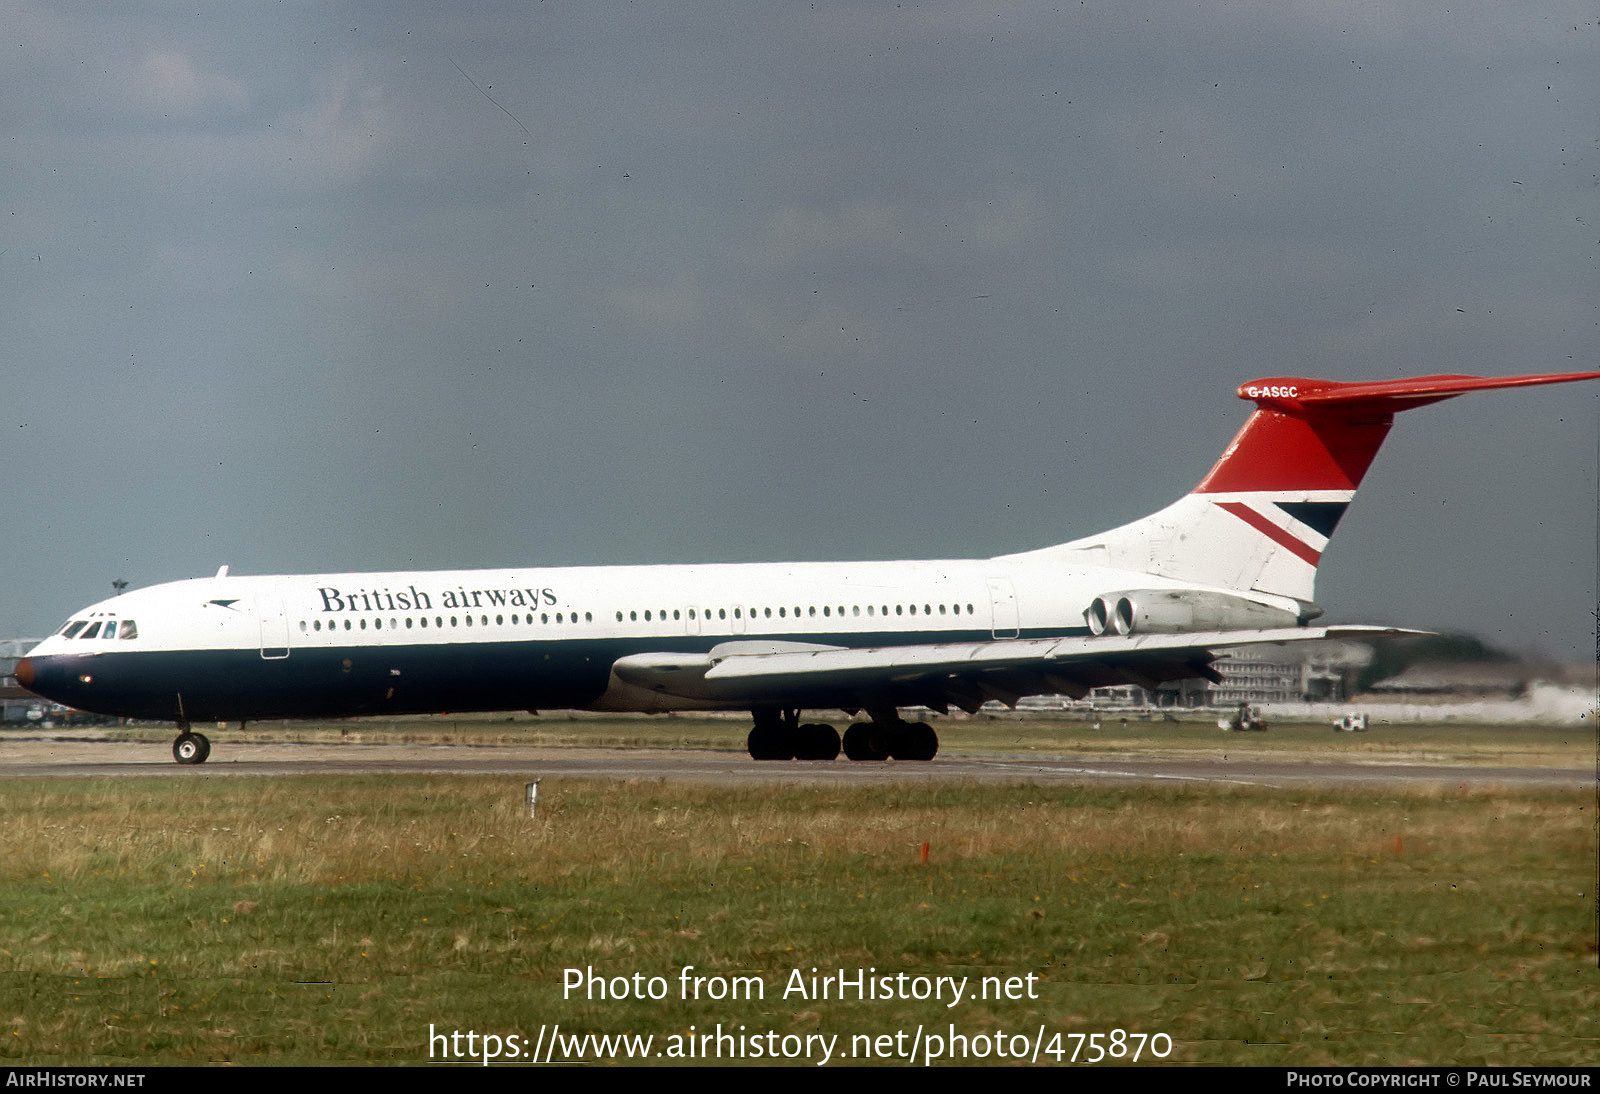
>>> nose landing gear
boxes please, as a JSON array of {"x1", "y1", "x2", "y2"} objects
[
  {"x1": 171, "y1": 703, "x2": 212, "y2": 764},
  {"x1": 173, "y1": 730, "x2": 211, "y2": 765}
]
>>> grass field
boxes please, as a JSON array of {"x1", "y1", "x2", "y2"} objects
[
  {"x1": 94, "y1": 709, "x2": 1596, "y2": 769},
  {"x1": 0, "y1": 719, "x2": 1594, "y2": 1067}
]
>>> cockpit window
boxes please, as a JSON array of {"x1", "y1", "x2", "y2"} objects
[
  {"x1": 120, "y1": 620, "x2": 138, "y2": 639},
  {"x1": 60, "y1": 621, "x2": 88, "y2": 638},
  {"x1": 102, "y1": 621, "x2": 118, "y2": 639},
  {"x1": 79, "y1": 622, "x2": 102, "y2": 639}
]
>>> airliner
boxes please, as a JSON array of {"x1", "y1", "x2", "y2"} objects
[{"x1": 16, "y1": 370, "x2": 1598, "y2": 765}]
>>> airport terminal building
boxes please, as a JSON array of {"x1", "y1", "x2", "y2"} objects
[
  {"x1": 1041, "y1": 640, "x2": 1375, "y2": 711},
  {"x1": 1, "y1": 638, "x2": 44, "y2": 723}
]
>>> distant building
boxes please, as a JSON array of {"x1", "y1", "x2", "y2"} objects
[
  {"x1": 1205, "y1": 641, "x2": 1372, "y2": 705},
  {"x1": 1362, "y1": 662, "x2": 1529, "y2": 700},
  {"x1": 1, "y1": 638, "x2": 44, "y2": 723},
  {"x1": 1075, "y1": 640, "x2": 1375, "y2": 710}
]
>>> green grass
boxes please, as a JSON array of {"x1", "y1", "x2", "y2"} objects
[
  {"x1": 0, "y1": 774, "x2": 1592, "y2": 1065},
  {"x1": 88, "y1": 710, "x2": 1594, "y2": 770}
]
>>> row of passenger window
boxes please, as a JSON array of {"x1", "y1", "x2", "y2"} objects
[
  {"x1": 295, "y1": 601, "x2": 980, "y2": 636},
  {"x1": 617, "y1": 603, "x2": 979, "y2": 622},
  {"x1": 302, "y1": 611, "x2": 593, "y2": 633},
  {"x1": 58, "y1": 619, "x2": 138, "y2": 640}
]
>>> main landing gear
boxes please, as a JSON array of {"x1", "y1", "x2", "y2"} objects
[
  {"x1": 746, "y1": 709, "x2": 937, "y2": 762},
  {"x1": 841, "y1": 719, "x2": 937, "y2": 762}
]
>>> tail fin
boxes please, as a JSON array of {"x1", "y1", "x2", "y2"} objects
[{"x1": 1055, "y1": 371, "x2": 1600, "y2": 605}]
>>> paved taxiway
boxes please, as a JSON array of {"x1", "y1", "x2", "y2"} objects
[{"x1": 0, "y1": 737, "x2": 1586, "y2": 789}]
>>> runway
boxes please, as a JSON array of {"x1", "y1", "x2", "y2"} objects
[{"x1": 0, "y1": 736, "x2": 1587, "y2": 789}]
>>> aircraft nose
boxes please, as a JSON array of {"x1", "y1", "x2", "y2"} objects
[{"x1": 14, "y1": 656, "x2": 34, "y2": 691}]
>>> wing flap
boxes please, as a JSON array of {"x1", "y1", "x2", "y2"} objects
[
  {"x1": 618, "y1": 626, "x2": 1421, "y2": 709},
  {"x1": 705, "y1": 625, "x2": 1413, "y2": 681}
]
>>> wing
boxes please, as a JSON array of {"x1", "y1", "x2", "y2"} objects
[{"x1": 610, "y1": 626, "x2": 1419, "y2": 713}]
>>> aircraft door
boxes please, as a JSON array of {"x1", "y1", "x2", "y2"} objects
[
  {"x1": 684, "y1": 606, "x2": 702, "y2": 636},
  {"x1": 258, "y1": 591, "x2": 291, "y2": 660},
  {"x1": 985, "y1": 577, "x2": 1019, "y2": 639}
]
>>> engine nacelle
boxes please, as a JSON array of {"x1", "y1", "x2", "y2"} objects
[{"x1": 1084, "y1": 589, "x2": 1304, "y2": 636}]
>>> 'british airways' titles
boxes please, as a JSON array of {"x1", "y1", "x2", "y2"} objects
[{"x1": 316, "y1": 585, "x2": 558, "y2": 613}]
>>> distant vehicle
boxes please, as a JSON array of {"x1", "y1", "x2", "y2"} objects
[
  {"x1": 1219, "y1": 703, "x2": 1267, "y2": 733},
  {"x1": 15, "y1": 370, "x2": 1598, "y2": 765},
  {"x1": 1334, "y1": 713, "x2": 1370, "y2": 732}
]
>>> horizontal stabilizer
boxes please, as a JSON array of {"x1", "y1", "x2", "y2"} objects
[{"x1": 1237, "y1": 371, "x2": 1600, "y2": 413}]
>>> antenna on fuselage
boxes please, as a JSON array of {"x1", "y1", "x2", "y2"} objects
[{"x1": 215, "y1": 565, "x2": 230, "y2": 579}]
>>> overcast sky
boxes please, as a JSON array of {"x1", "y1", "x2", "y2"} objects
[{"x1": 4, "y1": 2, "x2": 1596, "y2": 660}]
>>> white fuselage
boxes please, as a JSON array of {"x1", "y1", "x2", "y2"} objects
[{"x1": 20, "y1": 554, "x2": 1286, "y2": 722}]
